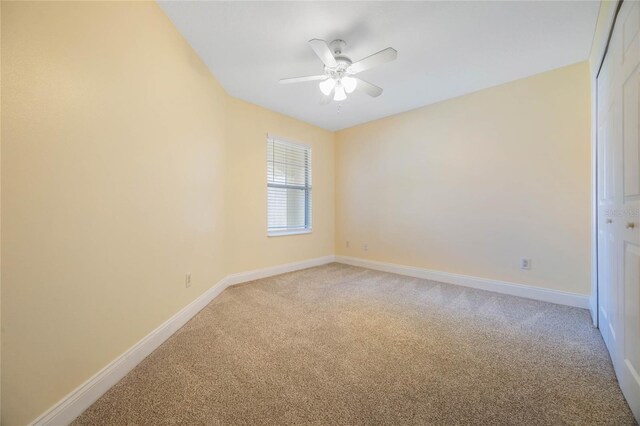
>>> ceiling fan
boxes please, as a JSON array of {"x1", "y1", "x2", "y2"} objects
[{"x1": 279, "y1": 39, "x2": 397, "y2": 103}]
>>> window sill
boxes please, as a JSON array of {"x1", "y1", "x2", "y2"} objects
[{"x1": 268, "y1": 229, "x2": 312, "y2": 237}]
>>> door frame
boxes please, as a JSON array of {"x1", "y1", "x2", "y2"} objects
[{"x1": 593, "y1": 0, "x2": 623, "y2": 327}]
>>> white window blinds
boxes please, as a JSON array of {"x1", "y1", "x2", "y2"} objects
[{"x1": 267, "y1": 137, "x2": 312, "y2": 235}]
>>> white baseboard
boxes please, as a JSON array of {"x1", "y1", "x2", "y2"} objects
[
  {"x1": 335, "y1": 255, "x2": 590, "y2": 309},
  {"x1": 589, "y1": 293, "x2": 598, "y2": 326},
  {"x1": 30, "y1": 277, "x2": 230, "y2": 426},
  {"x1": 30, "y1": 255, "x2": 335, "y2": 426},
  {"x1": 225, "y1": 255, "x2": 336, "y2": 286},
  {"x1": 30, "y1": 253, "x2": 587, "y2": 425}
]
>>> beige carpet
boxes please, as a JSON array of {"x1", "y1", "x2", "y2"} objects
[{"x1": 74, "y1": 263, "x2": 636, "y2": 425}]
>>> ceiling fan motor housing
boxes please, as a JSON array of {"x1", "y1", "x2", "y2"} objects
[
  {"x1": 324, "y1": 40, "x2": 353, "y2": 80},
  {"x1": 325, "y1": 57, "x2": 352, "y2": 79}
]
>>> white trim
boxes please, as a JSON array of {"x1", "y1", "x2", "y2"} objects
[
  {"x1": 29, "y1": 255, "x2": 335, "y2": 426},
  {"x1": 590, "y1": 70, "x2": 599, "y2": 325},
  {"x1": 29, "y1": 277, "x2": 230, "y2": 426},
  {"x1": 268, "y1": 228, "x2": 312, "y2": 237},
  {"x1": 29, "y1": 253, "x2": 588, "y2": 425},
  {"x1": 266, "y1": 133, "x2": 311, "y2": 148},
  {"x1": 335, "y1": 256, "x2": 590, "y2": 309},
  {"x1": 589, "y1": 1, "x2": 620, "y2": 326},
  {"x1": 225, "y1": 255, "x2": 335, "y2": 286}
]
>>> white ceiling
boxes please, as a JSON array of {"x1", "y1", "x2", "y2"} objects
[{"x1": 158, "y1": 1, "x2": 600, "y2": 131}]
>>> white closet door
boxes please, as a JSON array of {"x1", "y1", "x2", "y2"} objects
[
  {"x1": 597, "y1": 4, "x2": 622, "y2": 364},
  {"x1": 597, "y1": 1, "x2": 640, "y2": 420}
]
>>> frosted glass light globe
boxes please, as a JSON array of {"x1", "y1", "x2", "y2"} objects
[
  {"x1": 319, "y1": 78, "x2": 336, "y2": 96},
  {"x1": 342, "y1": 76, "x2": 357, "y2": 94},
  {"x1": 334, "y1": 84, "x2": 347, "y2": 101}
]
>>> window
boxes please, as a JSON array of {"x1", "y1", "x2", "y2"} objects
[{"x1": 267, "y1": 136, "x2": 312, "y2": 236}]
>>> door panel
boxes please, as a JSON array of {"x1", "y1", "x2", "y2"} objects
[
  {"x1": 598, "y1": 46, "x2": 621, "y2": 362},
  {"x1": 621, "y1": 239, "x2": 640, "y2": 418},
  {"x1": 606, "y1": 227, "x2": 618, "y2": 353},
  {"x1": 623, "y1": 243, "x2": 640, "y2": 385},
  {"x1": 597, "y1": 1, "x2": 640, "y2": 420},
  {"x1": 623, "y1": 66, "x2": 640, "y2": 198}
]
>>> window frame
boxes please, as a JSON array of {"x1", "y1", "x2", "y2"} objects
[{"x1": 266, "y1": 135, "x2": 312, "y2": 237}]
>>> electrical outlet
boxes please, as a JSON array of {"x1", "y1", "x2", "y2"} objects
[
  {"x1": 185, "y1": 273, "x2": 191, "y2": 288},
  {"x1": 363, "y1": 243, "x2": 369, "y2": 251},
  {"x1": 520, "y1": 259, "x2": 531, "y2": 270},
  {"x1": 346, "y1": 240, "x2": 350, "y2": 248}
]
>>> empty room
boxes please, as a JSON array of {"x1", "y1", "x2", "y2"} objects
[{"x1": 2, "y1": 0, "x2": 639, "y2": 424}]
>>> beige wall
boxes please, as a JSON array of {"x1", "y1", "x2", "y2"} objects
[
  {"x1": 225, "y1": 98, "x2": 334, "y2": 274},
  {"x1": 1, "y1": 2, "x2": 334, "y2": 424},
  {"x1": 1, "y1": 2, "x2": 228, "y2": 424},
  {"x1": 335, "y1": 62, "x2": 591, "y2": 295}
]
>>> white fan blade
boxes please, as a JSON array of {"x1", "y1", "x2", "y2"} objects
[
  {"x1": 279, "y1": 75, "x2": 325, "y2": 84},
  {"x1": 320, "y1": 88, "x2": 334, "y2": 105},
  {"x1": 355, "y1": 78, "x2": 383, "y2": 97},
  {"x1": 309, "y1": 39, "x2": 338, "y2": 68},
  {"x1": 348, "y1": 47, "x2": 397, "y2": 74}
]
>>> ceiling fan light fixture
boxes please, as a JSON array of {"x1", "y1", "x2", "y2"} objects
[
  {"x1": 342, "y1": 76, "x2": 357, "y2": 94},
  {"x1": 280, "y1": 39, "x2": 396, "y2": 104},
  {"x1": 334, "y1": 84, "x2": 347, "y2": 101},
  {"x1": 319, "y1": 78, "x2": 336, "y2": 96}
]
